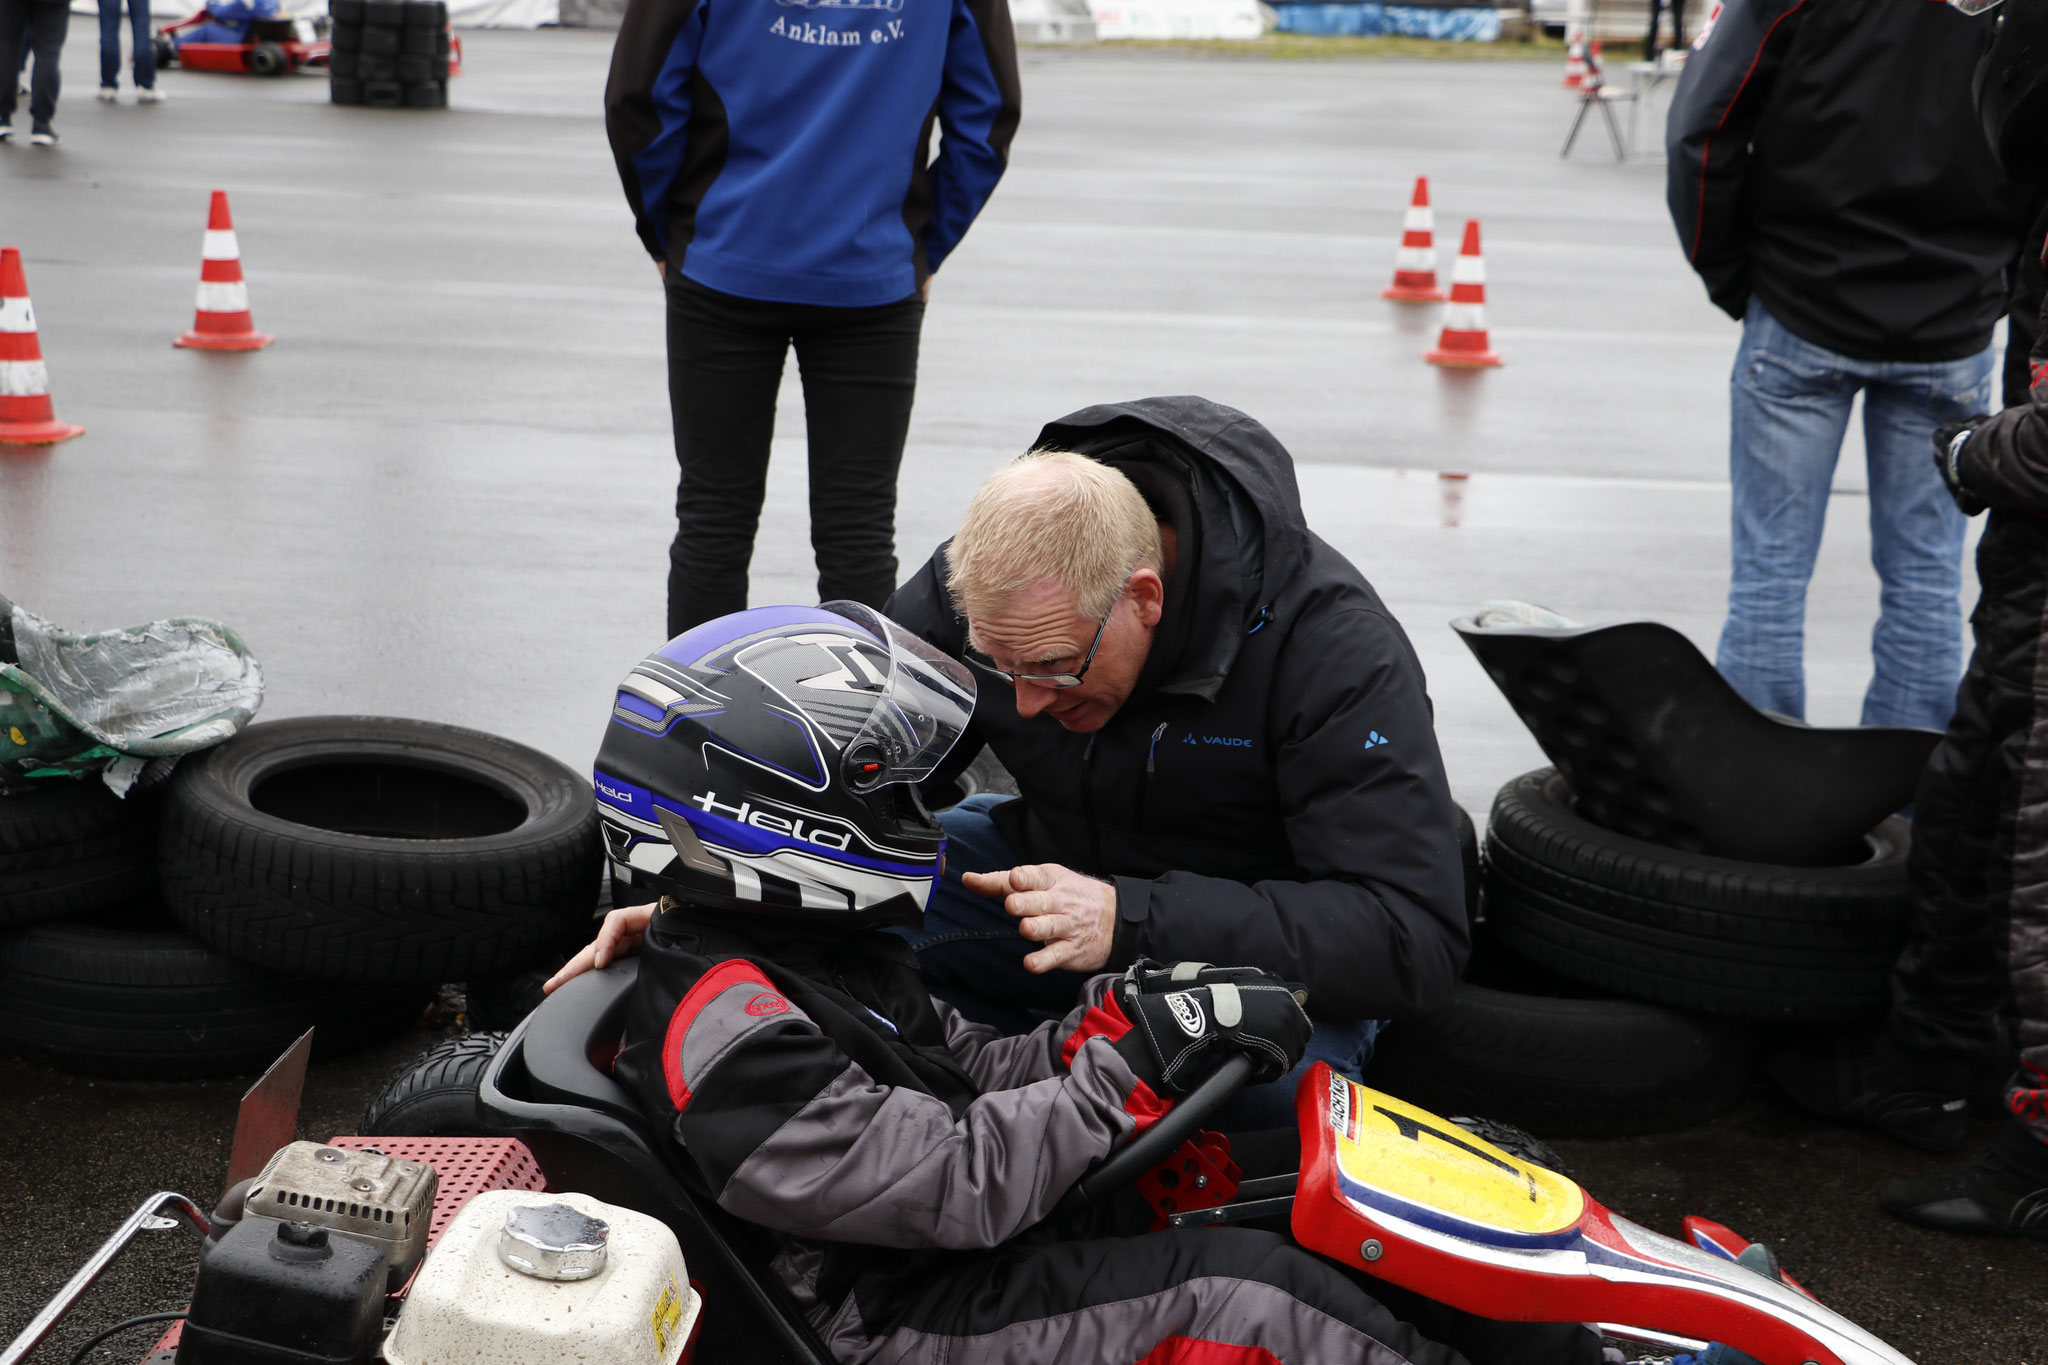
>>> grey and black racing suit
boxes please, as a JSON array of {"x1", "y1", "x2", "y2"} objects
[{"x1": 610, "y1": 908, "x2": 1602, "y2": 1365}]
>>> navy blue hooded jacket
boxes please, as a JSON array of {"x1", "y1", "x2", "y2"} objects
[{"x1": 605, "y1": 0, "x2": 1021, "y2": 308}]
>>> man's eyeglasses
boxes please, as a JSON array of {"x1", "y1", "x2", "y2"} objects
[{"x1": 966, "y1": 599, "x2": 1115, "y2": 689}]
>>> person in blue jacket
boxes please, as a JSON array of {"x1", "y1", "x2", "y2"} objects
[{"x1": 605, "y1": 0, "x2": 1021, "y2": 638}]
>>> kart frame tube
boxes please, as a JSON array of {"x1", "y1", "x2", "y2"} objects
[{"x1": 0, "y1": 1192, "x2": 210, "y2": 1365}]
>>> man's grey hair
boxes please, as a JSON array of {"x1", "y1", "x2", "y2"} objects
[{"x1": 945, "y1": 450, "x2": 1165, "y2": 626}]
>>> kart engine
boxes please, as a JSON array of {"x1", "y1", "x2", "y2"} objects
[
  {"x1": 176, "y1": 1143, "x2": 437, "y2": 1365},
  {"x1": 171, "y1": 1142, "x2": 699, "y2": 1365}
]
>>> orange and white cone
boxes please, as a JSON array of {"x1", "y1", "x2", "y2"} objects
[
  {"x1": 175, "y1": 190, "x2": 273, "y2": 352},
  {"x1": 0, "y1": 248, "x2": 85, "y2": 447},
  {"x1": 1562, "y1": 29, "x2": 1587, "y2": 89},
  {"x1": 1425, "y1": 220, "x2": 1502, "y2": 369},
  {"x1": 1380, "y1": 176, "x2": 1446, "y2": 303}
]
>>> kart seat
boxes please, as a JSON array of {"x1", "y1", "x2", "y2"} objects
[
  {"x1": 1453, "y1": 616, "x2": 1941, "y2": 866},
  {"x1": 480, "y1": 961, "x2": 833, "y2": 1365}
]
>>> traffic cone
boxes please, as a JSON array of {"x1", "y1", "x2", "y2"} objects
[
  {"x1": 1562, "y1": 30, "x2": 1587, "y2": 89},
  {"x1": 175, "y1": 191, "x2": 273, "y2": 352},
  {"x1": 1587, "y1": 39, "x2": 1605, "y2": 90},
  {"x1": 0, "y1": 248, "x2": 85, "y2": 447},
  {"x1": 1380, "y1": 176, "x2": 1446, "y2": 303},
  {"x1": 1425, "y1": 221, "x2": 1502, "y2": 369}
]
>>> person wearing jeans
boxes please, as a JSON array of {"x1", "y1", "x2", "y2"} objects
[
  {"x1": 1667, "y1": 0, "x2": 2023, "y2": 731},
  {"x1": 1719, "y1": 298, "x2": 1995, "y2": 730},
  {"x1": 606, "y1": 0, "x2": 1020, "y2": 639},
  {"x1": 97, "y1": 0, "x2": 158, "y2": 102},
  {"x1": 0, "y1": 0, "x2": 69, "y2": 144}
]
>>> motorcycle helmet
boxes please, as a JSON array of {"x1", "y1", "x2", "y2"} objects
[
  {"x1": 592, "y1": 602, "x2": 977, "y2": 929},
  {"x1": 1959, "y1": 0, "x2": 2048, "y2": 183}
]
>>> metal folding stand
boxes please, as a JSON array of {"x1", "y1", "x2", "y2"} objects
[{"x1": 1561, "y1": 76, "x2": 1634, "y2": 160}]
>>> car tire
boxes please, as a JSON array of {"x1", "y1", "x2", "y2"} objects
[
  {"x1": 359, "y1": 1030, "x2": 511, "y2": 1136},
  {"x1": 1365, "y1": 932, "x2": 1755, "y2": 1137},
  {"x1": 1482, "y1": 769, "x2": 1908, "y2": 1022},
  {"x1": 0, "y1": 909, "x2": 427, "y2": 1079},
  {"x1": 159, "y1": 716, "x2": 603, "y2": 987},
  {"x1": 248, "y1": 41, "x2": 287, "y2": 75},
  {"x1": 0, "y1": 779, "x2": 159, "y2": 926},
  {"x1": 152, "y1": 34, "x2": 177, "y2": 68}
]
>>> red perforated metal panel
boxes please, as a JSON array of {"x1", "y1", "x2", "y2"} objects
[{"x1": 327, "y1": 1136, "x2": 547, "y2": 1246}]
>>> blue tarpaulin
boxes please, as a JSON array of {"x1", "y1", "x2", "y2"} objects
[{"x1": 1273, "y1": 3, "x2": 1500, "y2": 39}]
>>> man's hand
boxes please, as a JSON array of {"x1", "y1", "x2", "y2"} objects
[
  {"x1": 655, "y1": 260, "x2": 667, "y2": 281},
  {"x1": 963, "y1": 863, "x2": 1116, "y2": 974},
  {"x1": 543, "y1": 903, "x2": 655, "y2": 994},
  {"x1": 919, "y1": 277, "x2": 931, "y2": 303}
]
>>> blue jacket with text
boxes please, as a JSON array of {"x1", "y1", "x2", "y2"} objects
[{"x1": 605, "y1": 0, "x2": 1020, "y2": 308}]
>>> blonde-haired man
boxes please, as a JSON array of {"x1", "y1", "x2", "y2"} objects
[{"x1": 886, "y1": 397, "x2": 1469, "y2": 1124}]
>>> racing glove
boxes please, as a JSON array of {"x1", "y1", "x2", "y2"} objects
[
  {"x1": 1107, "y1": 962, "x2": 1313, "y2": 1098},
  {"x1": 1932, "y1": 417, "x2": 1989, "y2": 517}
]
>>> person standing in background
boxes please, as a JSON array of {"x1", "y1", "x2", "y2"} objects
[
  {"x1": 97, "y1": 0, "x2": 162, "y2": 103},
  {"x1": 0, "y1": 0, "x2": 70, "y2": 144},
  {"x1": 1666, "y1": 0, "x2": 2023, "y2": 733},
  {"x1": 605, "y1": 0, "x2": 1022, "y2": 639}
]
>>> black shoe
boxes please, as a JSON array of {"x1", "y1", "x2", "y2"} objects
[
  {"x1": 28, "y1": 120, "x2": 56, "y2": 147},
  {"x1": 1764, "y1": 1042, "x2": 1968, "y2": 1152},
  {"x1": 1881, "y1": 1142, "x2": 2048, "y2": 1239}
]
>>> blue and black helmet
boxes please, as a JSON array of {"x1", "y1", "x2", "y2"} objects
[{"x1": 592, "y1": 603, "x2": 977, "y2": 928}]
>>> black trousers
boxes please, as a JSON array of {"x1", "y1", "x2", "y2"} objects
[
  {"x1": 0, "y1": 0, "x2": 68, "y2": 126},
  {"x1": 1885, "y1": 517, "x2": 2048, "y2": 1142},
  {"x1": 1643, "y1": 0, "x2": 1686, "y2": 58},
  {"x1": 662, "y1": 274, "x2": 924, "y2": 639}
]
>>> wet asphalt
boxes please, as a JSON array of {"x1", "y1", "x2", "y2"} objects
[{"x1": 0, "y1": 29, "x2": 2042, "y2": 1365}]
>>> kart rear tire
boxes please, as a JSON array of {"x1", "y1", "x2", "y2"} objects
[
  {"x1": 0, "y1": 779, "x2": 159, "y2": 926},
  {"x1": 152, "y1": 34, "x2": 176, "y2": 68},
  {"x1": 0, "y1": 908, "x2": 427, "y2": 1079},
  {"x1": 1365, "y1": 932, "x2": 1754, "y2": 1137},
  {"x1": 248, "y1": 41, "x2": 287, "y2": 75},
  {"x1": 158, "y1": 716, "x2": 603, "y2": 986},
  {"x1": 359, "y1": 1030, "x2": 510, "y2": 1136},
  {"x1": 1482, "y1": 769, "x2": 1907, "y2": 1022}
]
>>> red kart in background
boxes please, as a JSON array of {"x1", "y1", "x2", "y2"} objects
[{"x1": 153, "y1": 5, "x2": 330, "y2": 76}]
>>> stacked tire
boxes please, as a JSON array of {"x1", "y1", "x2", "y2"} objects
[
  {"x1": 1483, "y1": 768, "x2": 1910, "y2": 1024},
  {"x1": 1367, "y1": 769, "x2": 1913, "y2": 1136},
  {"x1": 0, "y1": 716, "x2": 603, "y2": 1078},
  {"x1": 330, "y1": 0, "x2": 452, "y2": 110}
]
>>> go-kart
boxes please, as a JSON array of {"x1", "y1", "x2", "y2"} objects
[
  {"x1": 153, "y1": 2, "x2": 330, "y2": 76},
  {"x1": 2, "y1": 959, "x2": 1918, "y2": 1365}
]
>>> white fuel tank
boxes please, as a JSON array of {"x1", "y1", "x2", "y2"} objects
[{"x1": 383, "y1": 1190, "x2": 700, "y2": 1365}]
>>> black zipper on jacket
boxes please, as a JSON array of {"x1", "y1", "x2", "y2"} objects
[
  {"x1": 1137, "y1": 721, "x2": 1167, "y2": 829},
  {"x1": 1083, "y1": 733, "x2": 1103, "y2": 872}
]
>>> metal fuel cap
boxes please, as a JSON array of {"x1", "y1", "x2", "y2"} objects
[{"x1": 497, "y1": 1202, "x2": 610, "y2": 1281}]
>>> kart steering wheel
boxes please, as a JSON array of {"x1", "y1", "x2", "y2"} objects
[{"x1": 1048, "y1": 1052, "x2": 1256, "y2": 1222}]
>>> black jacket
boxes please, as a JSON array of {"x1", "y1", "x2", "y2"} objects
[
  {"x1": 1665, "y1": 0, "x2": 2020, "y2": 362},
  {"x1": 886, "y1": 397, "x2": 1468, "y2": 1021}
]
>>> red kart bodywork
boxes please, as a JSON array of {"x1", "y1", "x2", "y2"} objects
[
  {"x1": 1290, "y1": 1065, "x2": 1914, "y2": 1365},
  {"x1": 157, "y1": 12, "x2": 330, "y2": 73}
]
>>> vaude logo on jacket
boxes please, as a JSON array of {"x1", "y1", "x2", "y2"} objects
[
  {"x1": 777, "y1": 0, "x2": 904, "y2": 11},
  {"x1": 1165, "y1": 991, "x2": 1205, "y2": 1037}
]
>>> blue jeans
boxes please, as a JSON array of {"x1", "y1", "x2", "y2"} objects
[
  {"x1": 897, "y1": 794, "x2": 1382, "y2": 1130},
  {"x1": 1718, "y1": 299, "x2": 1990, "y2": 732},
  {"x1": 96, "y1": 0, "x2": 151, "y2": 90}
]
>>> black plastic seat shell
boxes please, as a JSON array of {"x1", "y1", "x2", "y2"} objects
[{"x1": 1453, "y1": 616, "x2": 1941, "y2": 866}]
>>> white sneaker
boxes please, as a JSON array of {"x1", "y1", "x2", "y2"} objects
[
  {"x1": 137, "y1": 86, "x2": 164, "y2": 103},
  {"x1": 96, "y1": 86, "x2": 117, "y2": 103},
  {"x1": 29, "y1": 122, "x2": 57, "y2": 147},
  {"x1": 0, "y1": 123, "x2": 12, "y2": 143}
]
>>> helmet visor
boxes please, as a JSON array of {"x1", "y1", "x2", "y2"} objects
[{"x1": 825, "y1": 601, "x2": 977, "y2": 787}]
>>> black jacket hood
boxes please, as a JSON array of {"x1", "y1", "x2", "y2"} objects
[{"x1": 1034, "y1": 396, "x2": 1311, "y2": 702}]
